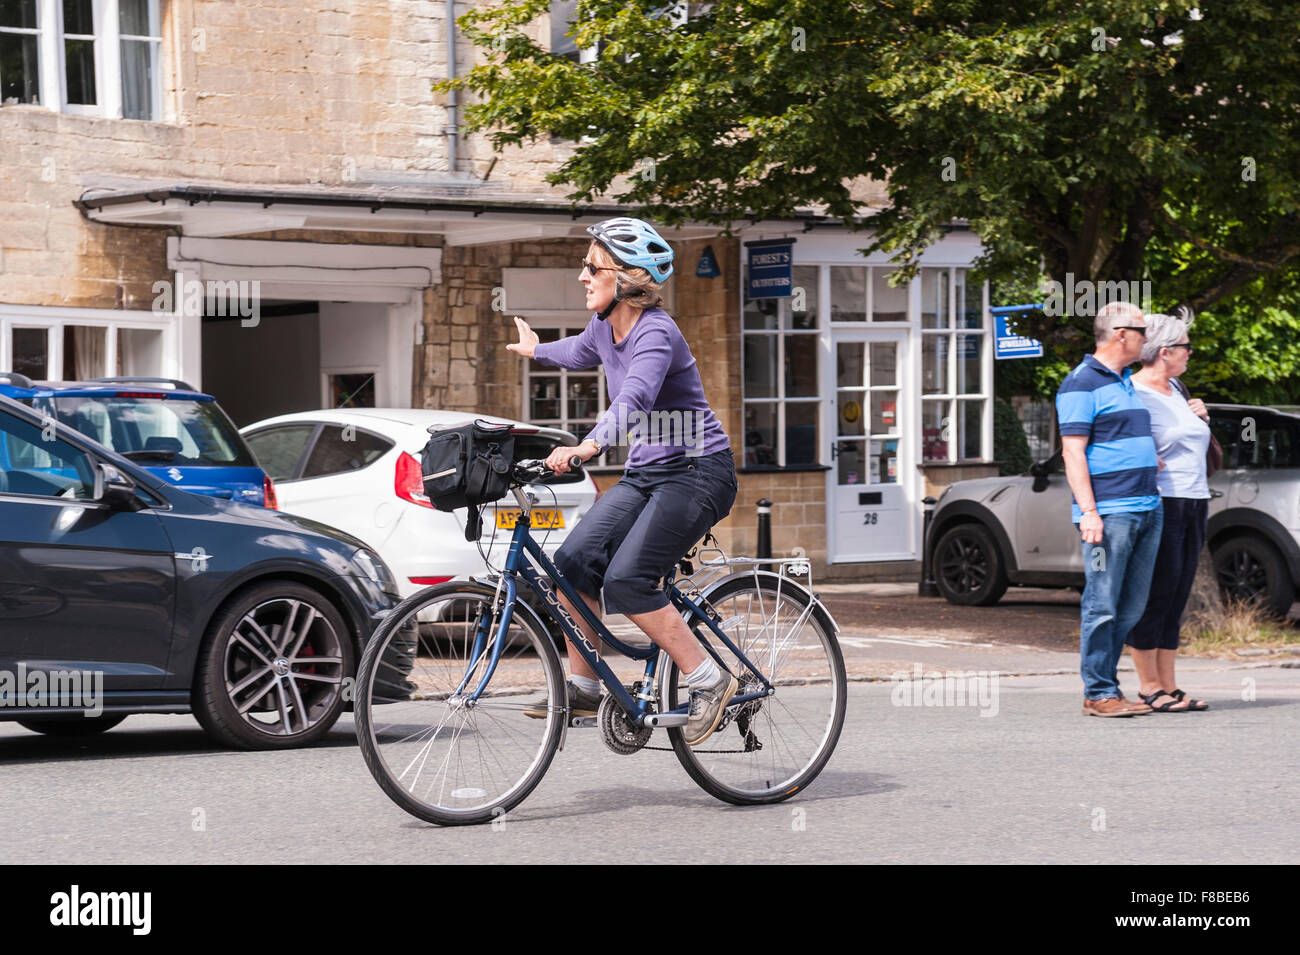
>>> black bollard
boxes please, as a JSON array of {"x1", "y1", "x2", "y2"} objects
[
  {"x1": 918, "y1": 496, "x2": 939, "y2": 596},
  {"x1": 756, "y1": 498, "x2": 772, "y2": 568}
]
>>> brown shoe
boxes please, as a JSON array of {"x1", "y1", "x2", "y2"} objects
[{"x1": 1082, "y1": 697, "x2": 1152, "y2": 717}]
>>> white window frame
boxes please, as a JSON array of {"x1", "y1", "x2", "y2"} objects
[
  {"x1": 322, "y1": 367, "x2": 380, "y2": 409},
  {"x1": 11, "y1": 0, "x2": 163, "y2": 119},
  {"x1": 919, "y1": 267, "x2": 993, "y2": 464},
  {"x1": 740, "y1": 272, "x2": 823, "y2": 469},
  {"x1": 0, "y1": 302, "x2": 174, "y2": 381},
  {"x1": 519, "y1": 313, "x2": 619, "y2": 470},
  {"x1": 0, "y1": 2, "x2": 43, "y2": 105}
]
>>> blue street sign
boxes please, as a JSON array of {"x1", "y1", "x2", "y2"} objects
[
  {"x1": 992, "y1": 305, "x2": 1044, "y2": 360},
  {"x1": 745, "y1": 238, "x2": 794, "y2": 299}
]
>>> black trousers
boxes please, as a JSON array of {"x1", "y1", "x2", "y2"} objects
[
  {"x1": 552, "y1": 450, "x2": 738, "y2": 614},
  {"x1": 1126, "y1": 497, "x2": 1209, "y2": 651}
]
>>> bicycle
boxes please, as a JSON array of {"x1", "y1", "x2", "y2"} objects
[{"x1": 353, "y1": 457, "x2": 847, "y2": 826}]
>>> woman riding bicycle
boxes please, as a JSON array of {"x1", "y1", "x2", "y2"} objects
[{"x1": 507, "y1": 217, "x2": 739, "y2": 746}]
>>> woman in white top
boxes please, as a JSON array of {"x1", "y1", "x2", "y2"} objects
[{"x1": 1126, "y1": 313, "x2": 1211, "y2": 711}]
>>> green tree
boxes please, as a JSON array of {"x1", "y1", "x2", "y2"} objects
[{"x1": 447, "y1": 0, "x2": 1300, "y2": 353}]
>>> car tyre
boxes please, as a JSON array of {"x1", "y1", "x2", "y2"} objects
[
  {"x1": 933, "y1": 523, "x2": 1009, "y2": 606},
  {"x1": 193, "y1": 581, "x2": 354, "y2": 750},
  {"x1": 1212, "y1": 535, "x2": 1296, "y2": 619},
  {"x1": 17, "y1": 714, "x2": 127, "y2": 737}
]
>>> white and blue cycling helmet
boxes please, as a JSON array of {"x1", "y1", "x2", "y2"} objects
[{"x1": 586, "y1": 217, "x2": 675, "y2": 283}]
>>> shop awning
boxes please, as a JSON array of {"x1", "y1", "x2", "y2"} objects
[{"x1": 74, "y1": 179, "x2": 728, "y2": 245}]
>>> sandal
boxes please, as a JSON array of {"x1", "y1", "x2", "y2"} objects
[
  {"x1": 1138, "y1": 688, "x2": 1188, "y2": 712},
  {"x1": 1170, "y1": 688, "x2": 1209, "y2": 711}
]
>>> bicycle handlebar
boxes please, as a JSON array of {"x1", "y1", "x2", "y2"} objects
[{"x1": 513, "y1": 456, "x2": 585, "y2": 485}]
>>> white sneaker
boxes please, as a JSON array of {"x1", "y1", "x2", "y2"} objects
[{"x1": 682, "y1": 671, "x2": 738, "y2": 746}]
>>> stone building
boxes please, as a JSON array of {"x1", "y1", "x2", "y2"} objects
[{"x1": 0, "y1": 0, "x2": 997, "y2": 578}]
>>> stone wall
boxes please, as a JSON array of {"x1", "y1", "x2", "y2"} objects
[{"x1": 0, "y1": 0, "x2": 591, "y2": 310}]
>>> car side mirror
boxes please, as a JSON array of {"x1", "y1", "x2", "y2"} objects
[
  {"x1": 1029, "y1": 460, "x2": 1052, "y2": 492},
  {"x1": 96, "y1": 463, "x2": 146, "y2": 511}
]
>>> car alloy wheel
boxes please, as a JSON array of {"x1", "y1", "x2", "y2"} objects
[
  {"x1": 933, "y1": 523, "x2": 1009, "y2": 606},
  {"x1": 1213, "y1": 535, "x2": 1295, "y2": 619},
  {"x1": 194, "y1": 582, "x2": 354, "y2": 749}
]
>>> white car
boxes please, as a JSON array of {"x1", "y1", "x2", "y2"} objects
[{"x1": 240, "y1": 409, "x2": 599, "y2": 599}]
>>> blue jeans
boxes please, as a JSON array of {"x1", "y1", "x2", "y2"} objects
[{"x1": 1079, "y1": 507, "x2": 1164, "y2": 699}]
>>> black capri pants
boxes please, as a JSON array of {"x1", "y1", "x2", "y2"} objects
[
  {"x1": 552, "y1": 449, "x2": 738, "y2": 615},
  {"x1": 1126, "y1": 497, "x2": 1209, "y2": 651}
]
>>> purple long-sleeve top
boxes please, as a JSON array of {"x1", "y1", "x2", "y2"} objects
[{"x1": 531, "y1": 309, "x2": 731, "y2": 468}]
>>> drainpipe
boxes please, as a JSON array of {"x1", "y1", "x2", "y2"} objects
[{"x1": 445, "y1": 0, "x2": 458, "y2": 173}]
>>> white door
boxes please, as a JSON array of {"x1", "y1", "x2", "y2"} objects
[{"x1": 826, "y1": 331, "x2": 915, "y2": 562}]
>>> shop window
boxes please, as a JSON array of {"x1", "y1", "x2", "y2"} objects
[
  {"x1": 742, "y1": 264, "x2": 820, "y2": 467},
  {"x1": 921, "y1": 268, "x2": 989, "y2": 463},
  {"x1": 0, "y1": 0, "x2": 162, "y2": 118},
  {"x1": 830, "y1": 265, "x2": 907, "y2": 323},
  {"x1": 523, "y1": 321, "x2": 618, "y2": 468}
]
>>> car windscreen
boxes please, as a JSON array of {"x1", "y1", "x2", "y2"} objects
[{"x1": 38, "y1": 395, "x2": 257, "y2": 467}]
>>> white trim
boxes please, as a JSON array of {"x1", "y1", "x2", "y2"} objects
[{"x1": 166, "y1": 236, "x2": 441, "y2": 304}]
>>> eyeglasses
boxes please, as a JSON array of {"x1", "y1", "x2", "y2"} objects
[
  {"x1": 1165, "y1": 343, "x2": 1194, "y2": 353},
  {"x1": 582, "y1": 260, "x2": 619, "y2": 277},
  {"x1": 1114, "y1": 325, "x2": 1147, "y2": 338}
]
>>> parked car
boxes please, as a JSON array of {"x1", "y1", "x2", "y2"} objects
[
  {"x1": 240, "y1": 408, "x2": 600, "y2": 598},
  {"x1": 926, "y1": 403, "x2": 1300, "y2": 617},
  {"x1": 0, "y1": 374, "x2": 275, "y2": 507},
  {"x1": 0, "y1": 392, "x2": 399, "y2": 748}
]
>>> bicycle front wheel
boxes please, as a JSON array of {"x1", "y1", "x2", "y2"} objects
[
  {"x1": 354, "y1": 582, "x2": 564, "y2": 826},
  {"x1": 664, "y1": 574, "x2": 846, "y2": 805}
]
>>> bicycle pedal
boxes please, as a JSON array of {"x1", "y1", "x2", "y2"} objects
[{"x1": 569, "y1": 715, "x2": 597, "y2": 728}]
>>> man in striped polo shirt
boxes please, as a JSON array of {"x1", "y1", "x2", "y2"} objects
[{"x1": 1056, "y1": 301, "x2": 1162, "y2": 717}]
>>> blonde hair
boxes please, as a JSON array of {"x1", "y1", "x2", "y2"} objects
[{"x1": 589, "y1": 241, "x2": 665, "y2": 310}]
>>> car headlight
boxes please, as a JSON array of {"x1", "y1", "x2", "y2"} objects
[{"x1": 352, "y1": 548, "x2": 397, "y2": 592}]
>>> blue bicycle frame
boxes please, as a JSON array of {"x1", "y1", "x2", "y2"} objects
[{"x1": 463, "y1": 507, "x2": 775, "y2": 726}]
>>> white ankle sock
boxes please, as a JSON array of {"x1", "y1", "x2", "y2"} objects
[
  {"x1": 684, "y1": 658, "x2": 720, "y2": 689},
  {"x1": 571, "y1": 675, "x2": 600, "y2": 696}
]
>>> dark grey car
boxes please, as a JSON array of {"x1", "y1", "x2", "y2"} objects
[{"x1": 0, "y1": 393, "x2": 400, "y2": 748}]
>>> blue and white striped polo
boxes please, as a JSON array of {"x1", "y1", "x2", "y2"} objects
[{"x1": 1055, "y1": 354, "x2": 1159, "y2": 522}]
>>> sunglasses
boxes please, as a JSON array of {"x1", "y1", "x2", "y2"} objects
[
  {"x1": 1165, "y1": 343, "x2": 1194, "y2": 353},
  {"x1": 582, "y1": 260, "x2": 619, "y2": 277},
  {"x1": 1114, "y1": 325, "x2": 1147, "y2": 338}
]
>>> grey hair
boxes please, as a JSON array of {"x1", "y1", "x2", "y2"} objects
[
  {"x1": 589, "y1": 241, "x2": 666, "y2": 309},
  {"x1": 1139, "y1": 313, "x2": 1188, "y2": 365},
  {"x1": 1094, "y1": 300, "x2": 1144, "y2": 344}
]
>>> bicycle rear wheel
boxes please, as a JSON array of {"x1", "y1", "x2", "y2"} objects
[
  {"x1": 354, "y1": 581, "x2": 564, "y2": 826},
  {"x1": 664, "y1": 574, "x2": 846, "y2": 805}
]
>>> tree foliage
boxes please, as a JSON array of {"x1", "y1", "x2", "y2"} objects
[{"x1": 445, "y1": 1, "x2": 1300, "y2": 356}]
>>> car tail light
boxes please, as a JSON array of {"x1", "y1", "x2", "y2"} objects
[
  {"x1": 263, "y1": 475, "x2": 278, "y2": 510},
  {"x1": 395, "y1": 452, "x2": 433, "y2": 508},
  {"x1": 409, "y1": 576, "x2": 453, "y2": 586}
]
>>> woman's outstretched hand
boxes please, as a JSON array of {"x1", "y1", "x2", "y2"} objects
[{"x1": 506, "y1": 316, "x2": 538, "y2": 359}]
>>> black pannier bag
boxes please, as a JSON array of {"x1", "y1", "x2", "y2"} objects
[{"x1": 421, "y1": 421, "x2": 517, "y2": 541}]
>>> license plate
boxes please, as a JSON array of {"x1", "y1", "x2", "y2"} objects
[{"x1": 496, "y1": 509, "x2": 564, "y2": 530}]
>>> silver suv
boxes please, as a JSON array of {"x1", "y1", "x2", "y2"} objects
[{"x1": 926, "y1": 404, "x2": 1300, "y2": 616}]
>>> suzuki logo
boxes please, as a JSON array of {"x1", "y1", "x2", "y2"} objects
[{"x1": 167, "y1": 467, "x2": 183, "y2": 482}]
